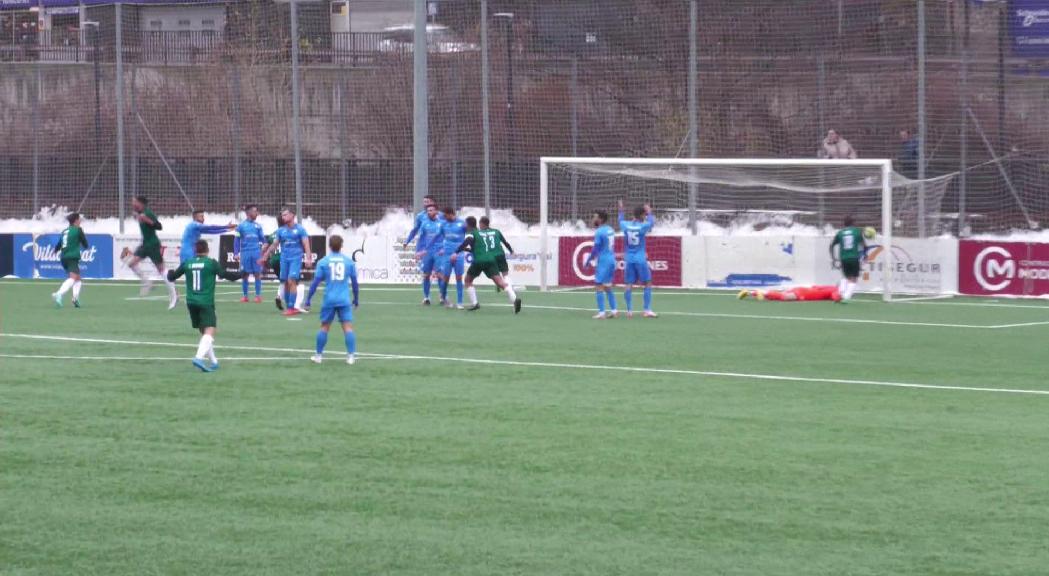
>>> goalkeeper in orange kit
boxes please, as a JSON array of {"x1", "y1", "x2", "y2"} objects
[{"x1": 737, "y1": 285, "x2": 842, "y2": 302}]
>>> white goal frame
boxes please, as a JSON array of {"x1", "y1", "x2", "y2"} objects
[{"x1": 539, "y1": 157, "x2": 895, "y2": 301}]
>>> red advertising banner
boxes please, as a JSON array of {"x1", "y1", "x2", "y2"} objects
[
  {"x1": 558, "y1": 236, "x2": 682, "y2": 287},
  {"x1": 958, "y1": 240, "x2": 1049, "y2": 296}
]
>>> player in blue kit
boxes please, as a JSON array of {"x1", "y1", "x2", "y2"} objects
[
  {"x1": 180, "y1": 209, "x2": 234, "y2": 264},
  {"x1": 234, "y1": 204, "x2": 266, "y2": 303},
  {"x1": 585, "y1": 210, "x2": 619, "y2": 319},
  {"x1": 436, "y1": 206, "x2": 468, "y2": 309},
  {"x1": 618, "y1": 200, "x2": 658, "y2": 318},
  {"x1": 406, "y1": 204, "x2": 444, "y2": 305},
  {"x1": 305, "y1": 235, "x2": 360, "y2": 365},
  {"x1": 259, "y1": 209, "x2": 312, "y2": 316},
  {"x1": 403, "y1": 195, "x2": 436, "y2": 247}
]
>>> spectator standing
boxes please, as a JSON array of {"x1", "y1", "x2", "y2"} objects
[{"x1": 819, "y1": 129, "x2": 857, "y2": 160}]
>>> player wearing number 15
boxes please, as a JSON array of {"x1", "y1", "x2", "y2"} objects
[
  {"x1": 306, "y1": 235, "x2": 360, "y2": 365},
  {"x1": 167, "y1": 240, "x2": 243, "y2": 372},
  {"x1": 618, "y1": 200, "x2": 657, "y2": 318},
  {"x1": 830, "y1": 215, "x2": 868, "y2": 302}
]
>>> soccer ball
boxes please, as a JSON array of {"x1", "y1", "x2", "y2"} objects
[{"x1": 863, "y1": 226, "x2": 877, "y2": 240}]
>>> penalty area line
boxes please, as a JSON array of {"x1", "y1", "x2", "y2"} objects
[{"x1": 2, "y1": 332, "x2": 1047, "y2": 397}]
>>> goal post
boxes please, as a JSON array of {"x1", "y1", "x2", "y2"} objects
[{"x1": 539, "y1": 157, "x2": 902, "y2": 301}]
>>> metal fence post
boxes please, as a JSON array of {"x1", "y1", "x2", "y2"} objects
[
  {"x1": 958, "y1": 0, "x2": 970, "y2": 236},
  {"x1": 230, "y1": 61, "x2": 243, "y2": 214},
  {"x1": 481, "y1": 0, "x2": 491, "y2": 217},
  {"x1": 917, "y1": 0, "x2": 926, "y2": 238},
  {"x1": 290, "y1": 0, "x2": 304, "y2": 218},
  {"x1": 687, "y1": 0, "x2": 698, "y2": 235},
  {"x1": 116, "y1": 2, "x2": 126, "y2": 233},
  {"x1": 570, "y1": 55, "x2": 578, "y2": 222},
  {"x1": 32, "y1": 44, "x2": 41, "y2": 218},
  {"x1": 412, "y1": 0, "x2": 428, "y2": 212}
]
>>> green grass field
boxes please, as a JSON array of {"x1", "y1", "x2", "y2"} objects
[{"x1": 2, "y1": 278, "x2": 1048, "y2": 575}]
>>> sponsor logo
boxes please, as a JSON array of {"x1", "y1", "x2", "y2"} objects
[
  {"x1": 972, "y1": 246, "x2": 1015, "y2": 292},
  {"x1": 358, "y1": 267, "x2": 390, "y2": 280},
  {"x1": 862, "y1": 245, "x2": 943, "y2": 277},
  {"x1": 22, "y1": 240, "x2": 99, "y2": 263},
  {"x1": 1019, "y1": 9, "x2": 1049, "y2": 28},
  {"x1": 708, "y1": 273, "x2": 792, "y2": 288},
  {"x1": 558, "y1": 236, "x2": 681, "y2": 286}
]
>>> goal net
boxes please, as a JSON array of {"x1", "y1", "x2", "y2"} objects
[{"x1": 539, "y1": 158, "x2": 955, "y2": 300}]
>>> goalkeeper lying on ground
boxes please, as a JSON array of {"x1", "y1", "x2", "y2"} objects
[{"x1": 737, "y1": 285, "x2": 842, "y2": 302}]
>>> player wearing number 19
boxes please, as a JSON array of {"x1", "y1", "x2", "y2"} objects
[
  {"x1": 306, "y1": 235, "x2": 360, "y2": 365},
  {"x1": 167, "y1": 240, "x2": 243, "y2": 372},
  {"x1": 51, "y1": 212, "x2": 89, "y2": 309},
  {"x1": 618, "y1": 200, "x2": 657, "y2": 318},
  {"x1": 830, "y1": 215, "x2": 867, "y2": 302}
]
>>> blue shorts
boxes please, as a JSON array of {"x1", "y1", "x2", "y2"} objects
[
  {"x1": 624, "y1": 261, "x2": 652, "y2": 285},
  {"x1": 594, "y1": 260, "x2": 616, "y2": 285},
  {"x1": 419, "y1": 252, "x2": 437, "y2": 275},
  {"x1": 437, "y1": 252, "x2": 466, "y2": 277},
  {"x1": 320, "y1": 304, "x2": 353, "y2": 324},
  {"x1": 279, "y1": 257, "x2": 302, "y2": 281},
  {"x1": 240, "y1": 254, "x2": 262, "y2": 275}
]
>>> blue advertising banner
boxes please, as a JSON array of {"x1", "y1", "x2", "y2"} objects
[
  {"x1": 1010, "y1": 0, "x2": 1049, "y2": 58},
  {"x1": 12, "y1": 234, "x2": 114, "y2": 279}
]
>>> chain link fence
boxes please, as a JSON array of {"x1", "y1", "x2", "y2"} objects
[{"x1": 1, "y1": 0, "x2": 1047, "y2": 235}]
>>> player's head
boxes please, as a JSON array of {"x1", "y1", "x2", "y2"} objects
[
  {"x1": 132, "y1": 196, "x2": 148, "y2": 211},
  {"x1": 244, "y1": 204, "x2": 258, "y2": 220},
  {"x1": 633, "y1": 205, "x2": 645, "y2": 220},
  {"x1": 442, "y1": 206, "x2": 456, "y2": 221},
  {"x1": 843, "y1": 215, "x2": 855, "y2": 227},
  {"x1": 282, "y1": 208, "x2": 295, "y2": 226},
  {"x1": 592, "y1": 210, "x2": 608, "y2": 227},
  {"x1": 194, "y1": 240, "x2": 209, "y2": 255},
  {"x1": 67, "y1": 212, "x2": 81, "y2": 226},
  {"x1": 192, "y1": 209, "x2": 205, "y2": 223},
  {"x1": 423, "y1": 195, "x2": 436, "y2": 208},
  {"x1": 465, "y1": 216, "x2": 477, "y2": 231},
  {"x1": 329, "y1": 234, "x2": 343, "y2": 253},
  {"x1": 479, "y1": 216, "x2": 491, "y2": 229},
  {"x1": 426, "y1": 204, "x2": 438, "y2": 219}
]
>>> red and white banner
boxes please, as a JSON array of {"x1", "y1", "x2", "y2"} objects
[
  {"x1": 959, "y1": 240, "x2": 1049, "y2": 296},
  {"x1": 557, "y1": 236, "x2": 681, "y2": 287}
]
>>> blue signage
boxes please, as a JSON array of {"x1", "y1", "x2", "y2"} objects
[
  {"x1": 1010, "y1": 0, "x2": 1049, "y2": 58},
  {"x1": 708, "y1": 273, "x2": 793, "y2": 288},
  {"x1": 12, "y1": 233, "x2": 114, "y2": 279}
]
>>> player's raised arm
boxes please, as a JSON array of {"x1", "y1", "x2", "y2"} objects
[
  {"x1": 642, "y1": 204, "x2": 655, "y2": 232},
  {"x1": 618, "y1": 199, "x2": 628, "y2": 229}
]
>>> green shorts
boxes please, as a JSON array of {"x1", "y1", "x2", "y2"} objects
[
  {"x1": 61, "y1": 257, "x2": 80, "y2": 274},
  {"x1": 134, "y1": 244, "x2": 164, "y2": 266},
  {"x1": 496, "y1": 254, "x2": 509, "y2": 274},
  {"x1": 187, "y1": 303, "x2": 217, "y2": 330},
  {"x1": 468, "y1": 260, "x2": 501, "y2": 280},
  {"x1": 842, "y1": 258, "x2": 861, "y2": 279}
]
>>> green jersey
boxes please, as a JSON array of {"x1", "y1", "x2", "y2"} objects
[
  {"x1": 471, "y1": 228, "x2": 505, "y2": 263},
  {"x1": 832, "y1": 227, "x2": 865, "y2": 261},
  {"x1": 57, "y1": 225, "x2": 88, "y2": 260},
  {"x1": 138, "y1": 208, "x2": 162, "y2": 248},
  {"x1": 171, "y1": 256, "x2": 238, "y2": 307},
  {"x1": 265, "y1": 233, "x2": 281, "y2": 266}
]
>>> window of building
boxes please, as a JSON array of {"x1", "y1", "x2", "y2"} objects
[
  {"x1": 149, "y1": 20, "x2": 162, "y2": 30},
  {"x1": 178, "y1": 19, "x2": 191, "y2": 28},
  {"x1": 202, "y1": 19, "x2": 215, "y2": 29}
]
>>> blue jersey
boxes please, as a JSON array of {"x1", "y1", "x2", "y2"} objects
[
  {"x1": 180, "y1": 220, "x2": 229, "y2": 262},
  {"x1": 309, "y1": 252, "x2": 359, "y2": 308},
  {"x1": 276, "y1": 224, "x2": 310, "y2": 260},
  {"x1": 405, "y1": 210, "x2": 428, "y2": 245},
  {"x1": 439, "y1": 218, "x2": 468, "y2": 254},
  {"x1": 588, "y1": 224, "x2": 616, "y2": 266},
  {"x1": 415, "y1": 216, "x2": 444, "y2": 253},
  {"x1": 619, "y1": 212, "x2": 655, "y2": 264},
  {"x1": 234, "y1": 219, "x2": 265, "y2": 256}
]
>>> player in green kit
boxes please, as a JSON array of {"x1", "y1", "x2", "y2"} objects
[
  {"x1": 127, "y1": 195, "x2": 179, "y2": 309},
  {"x1": 167, "y1": 240, "x2": 243, "y2": 372},
  {"x1": 830, "y1": 215, "x2": 867, "y2": 302},
  {"x1": 264, "y1": 231, "x2": 285, "y2": 309},
  {"x1": 453, "y1": 216, "x2": 521, "y2": 314},
  {"x1": 51, "y1": 212, "x2": 89, "y2": 308}
]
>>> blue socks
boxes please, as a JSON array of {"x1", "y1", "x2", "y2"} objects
[
  {"x1": 456, "y1": 281, "x2": 463, "y2": 305},
  {"x1": 439, "y1": 279, "x2": 448, "y2": 301},
  {"x1": 286, "y1": 287, "x2": 296, "y2": 309},
  {"x1": 344, "y1": 331, "x2": 356, "y2": 354},
  {"x1": 316, "y1": 330, "x2": 328, "y2": 354},
  {"x1": 423, "y1": 278, "x2": 431, "y2": 299},
  {"x1": 255, "y1": 277, "x2": 263, "y2": 297},
  {"x1": 607, "y1": 290, "x2": 618, "y2": 311},
  {"x1": 624, "y1": 289, "x2": 633, "y2": 312},
  {"x1": 643, "y1": 286, "x2": 653, "y2": 311},
  {"x1": 596, "y1": 291, "x2": 606, "y2": 313},
  {"x1": 241, "y1": 277, "x2": 249, "y2": 297}
]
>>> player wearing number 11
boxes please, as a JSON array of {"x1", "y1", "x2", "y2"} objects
[
  {"x1": 306, "y1": 235, "x2": 360, "y2": 365},
  {"x1": 167, "y1": 240, "x2": 243, "y2": 372},
  {"x1": 618, "y1": 200, "x2": 657, "y2": 318}
]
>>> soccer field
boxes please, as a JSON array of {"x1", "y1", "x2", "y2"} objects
[{"x1": 1, "y1": 279, "x2": 1047, "y2": 575}]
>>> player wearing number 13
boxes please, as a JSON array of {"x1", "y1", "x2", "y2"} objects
[
  {"x1": 167, "y1": 240, "x2": 243, "y2": 372},
  {"x1": 306, "y1": 235, "x2": 360, "y2": 365},
  {"x1": 830, "y1": 215, "x2": 867, "y2": 302}
]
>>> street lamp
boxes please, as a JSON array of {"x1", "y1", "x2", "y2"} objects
[
  {"x1": 493, "y1": 12, "x2": 514, "y2": 197},
  {"x1": 83, "y1": 20, "x2": 101, "y2": 152}
]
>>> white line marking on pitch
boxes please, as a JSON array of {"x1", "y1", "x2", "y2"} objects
[{"x1": 3, "y1": 332, "x2": 1046, "y2": 397}]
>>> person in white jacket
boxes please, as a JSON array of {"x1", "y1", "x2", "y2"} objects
[{"x1": 819, "y1": 129, "x2": 857, "y2": 159}]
